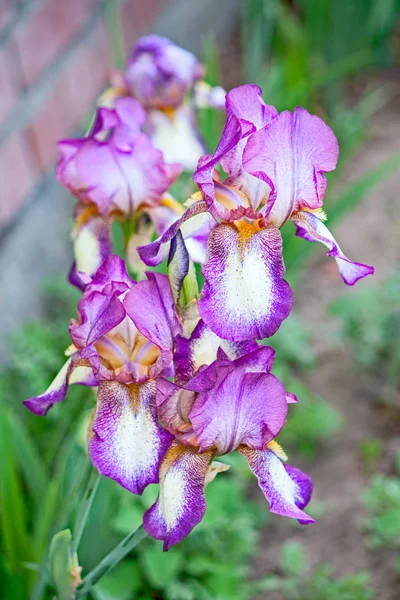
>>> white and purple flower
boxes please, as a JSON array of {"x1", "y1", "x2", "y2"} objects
[
  {"x1": 139, "y1": 84, "x2": 374, "y2": 342},
  {"x1": 57, "y1": 96, "x2": 182, "y2": 286}
]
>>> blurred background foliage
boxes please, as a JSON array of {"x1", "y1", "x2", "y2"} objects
[{"x1": 1, "y1": 0, "x2": 400, "y2": 598}]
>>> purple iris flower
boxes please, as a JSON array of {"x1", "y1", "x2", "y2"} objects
[
  {"x1": 100, "y1": 35, "x2": 226, "y2": 171},
  {"x1": 144, "y1": 343, "x2": 313, "y2": 550},
  {"x1": 138, "y1": 84, "x2": 374, "y2": 342},
  {"x1": 57, "y1": 96, "x2": 182, "y2": 287},
  {"x1": 24, "y1": 256, "x2": 180, "y2": 495}
]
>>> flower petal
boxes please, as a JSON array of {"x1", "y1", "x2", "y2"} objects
[
  {"x1": 124, "y1": 272, "x2": 181, "y2": 352},
  {"x1": 137, "y1": 200, "x2": 209, "y2": 266},
  {"x1": 174, "y1": 319, "x2": 257, "y2": 384},
  {"x1": 89, "y1": 381, "x2": 173, "y2": 494},
  {"x1": 238, "y1": 446, "x2": 314, "y2": 523},
  {"x1": 23, "y1": 355, "x2": 95, "y2": 416},
  {"x1": 70, "y1": 211, "x2": 112, "y2": 289},
  {"x1": 145, "y1": 106, "x2": 206, "y2": 172},
  {"x1": 292, "y1": 210, "x2": 374, "y2": 285},
  {"x1": 243, "y1": 107, "x2": 339, "y2": 227},
  {"x1": 143, "y1": 442, "x2": 212, "y2": 550},
  {"x1": 199, "y1": 223, "x2": 293, "y2": 341},
  {"x1": 188, "y1": 366, "x2": 288, "y2": 454}
]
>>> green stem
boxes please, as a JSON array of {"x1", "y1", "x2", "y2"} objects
[
  {"x1": 75, "y1": 524, "x2": 147, "y2": 597},
  {"x1": 72, "y1": 470, "x2": 101, "y2": 553}
]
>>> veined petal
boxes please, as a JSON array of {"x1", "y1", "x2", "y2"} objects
[
  {"x1": 143, "y1": 442, "x2": 213, "y2": 550},
  {"x1": 174, "y1": 319, "x2": 257, "y2": 384},
  {"x1": 89, "y1": 381, "x2": 173, "y2": 494},
  {"x1": 70, "y1": 290, "x2": 126, "y2": 350},
  {"x1": 199, "y1": 223, "x2": 293, "y2": 341},
  {"x1": 156, "y1": 378, "x2": 196, "y2": 444},
  {"x1": 243, "y1": 107, "x2": 339, "y2": 227},
  {"x1": 23, "y1": 355, "x2": 95, "y2": 416},
  {"x1": 189, "y1": 367, "x2": 288, "y2": 454},
  {"x1": 238, "y1": 446, "x2": 314, "y2": 523},
  {"x1": 124, "y1": 272, "x2": 181, "y2": 352},
  {"x1": 292, "y1": 210, "x2": 374, "y2": 285},
  {"x1": 137, "y1": 200, "x2": 209, "y2": 266}
]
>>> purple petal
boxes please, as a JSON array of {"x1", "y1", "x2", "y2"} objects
[
  {"x1": 143, "y1": 442, "x2": 212, "y2": 550},
  {"x1": 70, "y1": 290, "x2": 126, "y2": 350},
  {"x1": 174, "y1": 319, "x2": 258, "y2": 384},
  {"x1": 243, "y1": 107, "x2": 339, "y2": 227},
  {"x1": 23, "y1": 356, "x2": 96, "y2": 416},
  {"x1": 292, "y1": 210, "x2": 374, "y2": 285},
  {"x1": 199, "y1": 223, "x2": 293, "y2": 341},
  {"x1": 238, "y1": 446, "x2": 314, "y2": 523},
  {"x1": 156, "y1": 378, "x2": 196, "y2": 444},
  {"x1": 124, "y1": 272, "x2": 181, "y2": 352},
  {"x1": 137, "y1": 200, "x2": 209, "y2": 266},
  {"x1": 88, "y1": 255, "x2": 133, "y2": 294},
  {"x1": 89, "y1": 380, "x2": 173, "y2": 494},
  {"x1": 126, "y1": 35, "x2": 203, "y2": 109},
  {"x1": 188, "y1": 368, "x2": 288, "y2": 454}
]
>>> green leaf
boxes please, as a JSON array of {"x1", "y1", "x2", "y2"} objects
[
  {"x1": 49, "y1": 529, "x2": 81, "y2": 600},
  {"x1": 140, "y1": 543, "x2": 183, "y2": 589}
]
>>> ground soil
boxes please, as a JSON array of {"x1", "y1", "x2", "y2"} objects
[{"x1": 251, "y1": 93, "x2": 400, "y2": 599}]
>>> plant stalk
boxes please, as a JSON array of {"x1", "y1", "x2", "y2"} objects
[{"x1": 75, "y1": 524, "x2": 147, "y2": 597}]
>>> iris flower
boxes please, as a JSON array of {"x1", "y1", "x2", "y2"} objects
[
  {"x1": 57, "y1": 96, "x2": 182, "y2": 286},
  {"x1": 100, "y1": 35, "x2": 226, "y2": 171},
  {"x1": 138, "y1": 84, "x2": 374, "y2": 342},
  {"x1": 24, "y1": 256, "x2": 180, "y2": 494}
]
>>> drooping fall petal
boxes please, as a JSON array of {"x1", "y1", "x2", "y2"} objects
[
  {"x1": 143, "y1": 442, "x2": 213, "y2": 550},
  {"x1": 292, "y1": 210, "x2": 374, "y2": 285},
  {"x1": 238, "y1": 445, "x2": 314, "y2": 523},
  {"x1": 199, "y1": 223, "x2": 293, "y2": 341},
  {"x1": 89, "y1": 381, "x2": 173, "y2": 494}
]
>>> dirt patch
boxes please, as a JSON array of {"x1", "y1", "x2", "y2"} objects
[{"x1": 252, "y1": 95, "x2": 400, "y2": 599}]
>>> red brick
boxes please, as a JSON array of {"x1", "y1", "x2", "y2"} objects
[
  {"x1": 0, "y1": 0, "x2": 14, "y2": 33},
  {"x1": 0, "y1": 132, "x2": 39, "y2": 224},
  {"x1": 0, "y1": 42, "x2": 19, "y2": 126},
  {"x1": 15, "y1": 0, "x2": 94, "y2": 86},
  {"x1": 28, "y1": 21, "x2": 111, "y2": 170}
]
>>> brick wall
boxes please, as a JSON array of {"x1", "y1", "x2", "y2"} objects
[{"x1": 0, "y1": 0, "x2": 167, "y2": 232}]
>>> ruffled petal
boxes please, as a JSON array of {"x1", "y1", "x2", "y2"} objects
[
  {"x1": 243, "y1": 107, "x2": 339, "y2": 227},
  {"x1": 156, "y1": 378, "x2": 196, "y2": 445},
  {"x1": 292, "y1": 210, "x2": 374, "y2": 285},
  {"x1": 70, "y1": 290, "x2": 126, "y2": 351},
  {"x1": 188, "y1": 364, "x2": 288, "y2": 454},
  {"x1": 89, "y1": 381, "x2": 173, "y2": 494},
  {"x1": 137, "y1": 200, "x2": 210, "y2": 266},
  {"x1": 23, "y1": 355, "x2": 95, "y2": 416},
  {"x1": 143, "y1": 442, "x2": 212, "y2": 550},
  {"x1": 199, "y1": 223, "x2": 293, "y2": 341},
  {"x1": 124, "y1": 272, "x2": 181, "y2": 352},
  {"x1": 174, "y1": 319, "x2": 257, "y2": 384},
  {"x1": 238, "y1": 446, "x2": 314, "y2": 523}
]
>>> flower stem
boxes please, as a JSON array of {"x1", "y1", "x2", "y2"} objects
[
  {"x1": 75, "y1": 524, "x2": 147, "y2": 597},
  {"x1": 72, "y1": 469, "x2": 101, "y2": 553}
]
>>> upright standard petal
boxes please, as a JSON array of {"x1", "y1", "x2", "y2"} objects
[
  {"x1": 89, "y1": 381, "x2": 173, "y2": 494},
  {"x1": 188, "y1": 361, "x2": 288, "y2": 454},
  {"x1": 238, "y1": 446, "x2": 314, "y2": 523},
  {"x1": 243, "y1": 107, "x2": 339, "y2": 227},
  {"x1": 124, "y1": 272, "x2": 181, "y2": 353},
  {"x1": 143, "y1": 442, "x2": 212, "y2": 550},
  {"x1": 199, "y1": 223, "x2": 293, "y2": 341},
  {"x1": 292, "y1": 210, "x2": 374, "y2": 285}
]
